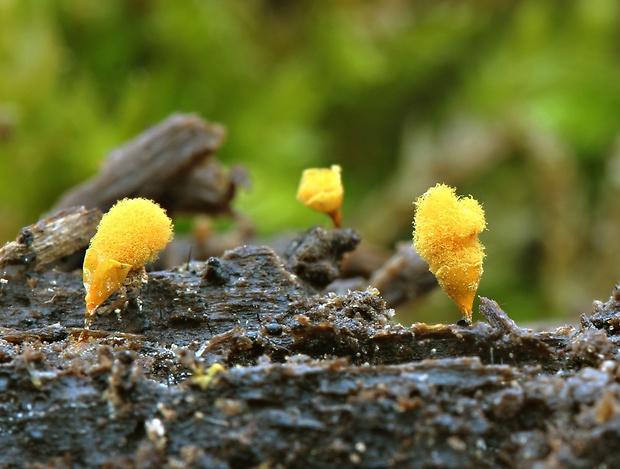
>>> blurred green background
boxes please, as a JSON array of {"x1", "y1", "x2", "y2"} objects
[{"x1": 2, "y1": 0, "x2": 620, "y2": 324}]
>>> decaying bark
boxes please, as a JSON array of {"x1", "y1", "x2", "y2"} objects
[
  {"x1": 284, "y1": 226, "x2": 361, "y2": 289},
  {"x1": 52, "y1": 114, "x2": 244, "y2": 216},
  {"x1": 3, "y1": 220, "x2": 620, "y2": 467},
  {"x1": 6, "y1": 349, "x2": 620, "y2": 469},
  {"x1": 0, "y1": 206, "x2": 101, "y2": 269}
]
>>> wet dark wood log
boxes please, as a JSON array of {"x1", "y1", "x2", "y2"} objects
[
  {"x1": 2, "y1": 268, "x2": 620, "y2": 468},
  {"x1": 4, "y1": 112, "x2": 620, "y2": 466},
  {"x1": 7, "y1": 350, "x2": 620, "y2": 469},
  {"x1": 2, "y1": 234, "x2": 620, "y2": 467},
  {"x1": 1, "y1": 241, "x2": 613, "y2": 374}
]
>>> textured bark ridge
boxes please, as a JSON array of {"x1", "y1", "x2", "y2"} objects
[
  {"x1": 0, "y1": 206, "x2": 101, "y2": 269},
  {"x1": 3, "y1": 115, "x2": 620, "y2": 468},
  {"x1": 53, "y1": 114, "x2": 246, "y2": 216}
]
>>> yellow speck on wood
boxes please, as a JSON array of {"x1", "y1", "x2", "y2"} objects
[
  {"x1": 413, "y1": 184, "x2": 486, "y2": 322},
  {"x1": 192, "y1": 363, "x2": 226, "y2": 391}
]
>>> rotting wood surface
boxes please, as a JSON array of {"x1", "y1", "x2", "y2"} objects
[
  {"x1": 52, "y1": 113, "x2": 246, "y2": 216},
  {"x1": 0, "y1": 206, "x2": 101, "y2": 269},
  {"x1": 3, "y1": 226, "x2": 620, "y2": 467},
  {"x1": 4, "y1": 114, "x2": 620, "y2": 468}
]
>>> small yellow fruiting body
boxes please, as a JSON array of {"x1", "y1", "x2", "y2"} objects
[
  {"x1": 83, "y1": 198, "x2": 173, "y2": 316},
  {"x1": 296, "y1": 164, "x2": 343, "y2": 227},
  {"x1": 413, "y1": 184, "x2": 486, "y2": 322},
  {"x1": 191, "y1": 363, "x2": 226, "y2": 390}
]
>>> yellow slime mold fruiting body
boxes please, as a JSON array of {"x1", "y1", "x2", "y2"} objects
[
  {"x1": 296, "y1": 165, "x2": 344, "y2": 227},
  {"x1": 413, "y1": 184, "x2": 486, "y2": 322},
  {"x1": 83, "y1": 198, "x2": 173, "y2": 317}
]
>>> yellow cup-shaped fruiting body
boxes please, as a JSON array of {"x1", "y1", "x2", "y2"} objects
[
  {"x1": 413, "y1": 184, "x2": 486, "y2": 322},
  {"x1": 83, "y1": 198, "x2": 173, "y2": 316},
  {"x1": 296, "y1": 164, "x2": 343, "y2": 227}
]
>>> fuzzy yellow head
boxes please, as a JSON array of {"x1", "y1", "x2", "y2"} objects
[
  {"x1": 413, "y1": 184, "x2": 486, "y2": 322},
  {"x1": 83, "y1": 198, "x2": 173, "y2": 316},
  {"x1": 296, "y1": 165, "x2": 343, "y2": 227}
]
